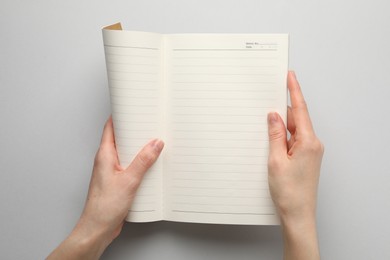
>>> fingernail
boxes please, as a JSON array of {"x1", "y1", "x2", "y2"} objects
[
  {"x1": 151, "y1": 139, "x2": 164, "y2": 153},
  {"x1": 268, "y1": 112, "x2": 279, "y2": 125},
  {"x1": 291, "y1": 71, "x2": 297, "y2": 79}
]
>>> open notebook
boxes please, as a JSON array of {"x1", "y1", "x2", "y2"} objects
[{"x1": 102, "y1": 23, "x2": 288, "y2": 225}]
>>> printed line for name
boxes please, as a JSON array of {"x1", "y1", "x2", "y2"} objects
[
  {"x1": 171, "y1": 210, "x2": 275, "y2": 215},
  {"x1": 105, "y1": 44, "x2": 159, "y2": 50}
]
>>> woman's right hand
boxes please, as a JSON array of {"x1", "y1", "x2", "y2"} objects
[{"x1": 267, "y1": 71, "x2": 324, "y2": 260}]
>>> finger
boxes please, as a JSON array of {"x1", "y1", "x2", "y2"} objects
[
  {"x1": 288, "y1": 71, "x2": 314, "y2": 134},
  {"x1": 287, "y1": 106, "x2": 296, "y2": 135},
  {"x1": 267, "y1": 112, "x2": 287, "y2": 158},
  {"x1": 100, "y1": 115, "x2": 115, "y2": 147},
  {"x1": 124, "y1": 139, "x2": 164, "y2": 182}
]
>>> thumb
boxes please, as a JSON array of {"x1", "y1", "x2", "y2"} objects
[
  {"x1": 267, "y1": 112, "x2": 287, "y2": 157},
  {"x1": 125, "y1": 139, "x2": 164, "y2": 183}
]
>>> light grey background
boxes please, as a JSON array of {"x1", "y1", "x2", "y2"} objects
[{"x1": 1, "y1": 0, "x2": 389, "y2": 259}]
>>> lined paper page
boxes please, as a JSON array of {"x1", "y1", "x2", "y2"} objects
[
  {"x1": 164, "y1": 35, "x2": 288, "y2": 225},
  {"x1": 102, "y1": 29, "x2": 164, "y2": 222}
]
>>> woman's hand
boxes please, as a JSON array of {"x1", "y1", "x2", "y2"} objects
[
  {"x1": 47, "y1": 117, "x2": 164, "y2": 260},
  {"x1": 267, "y1": 71, "x2": 324, "y2": 260}
]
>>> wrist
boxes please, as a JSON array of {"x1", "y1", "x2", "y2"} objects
[
  {"x1": 281, "y1": 213, "x2": 317, "y2": 235},
  {"x1": 279, "y1": 207, "x2": 317, "y2": 237},
  {"x1": 279, "y1": 210, "x2": 320, "y2": 260},
  {"x1": 47, "y1": 220, "x2": 109, "y2": 260},
  {"x1": 67, "y1": 218, "x2": 111, "y2": 259},
  {"x1": 279, "y1": 206, "x2": 316, "y2": 225}
]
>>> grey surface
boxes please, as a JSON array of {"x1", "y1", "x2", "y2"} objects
[{"x1": 1, "y1": 0, "x2": 389, "y2": 259}]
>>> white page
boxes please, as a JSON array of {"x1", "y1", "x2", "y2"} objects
[
  {"x1": 102, "y1": 26, "x2": 164, "y2": 222},
  {"x1": 164, "y1": 34, "x2": 288, "y2": 225}
]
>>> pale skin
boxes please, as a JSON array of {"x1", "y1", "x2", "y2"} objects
[
  {"x1": 267, "y1": 71, "x2": 323, "y2": 260},
  {"x1": 47, "y1": 127, "x2": 165, "y2": 260},
  {"x1": 47, "y1": 71, "x2": 323, "y2": 260}
]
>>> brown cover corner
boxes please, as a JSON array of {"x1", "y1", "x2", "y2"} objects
[{"x1": 103, "y1": 22, "x2": 122, "y2": 30}]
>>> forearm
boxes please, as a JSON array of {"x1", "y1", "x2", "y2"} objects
[
  {"x1": 47, "y1": 220, "x2": 109, "y2": 260},
  {"x1": 280, "y1": 212, "x2": 320, "y2": 260}
]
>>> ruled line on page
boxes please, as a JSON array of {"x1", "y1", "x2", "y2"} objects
[
  {"x1": 166, "y1": 41, "x2": 283, "y2": 221},
  {"x1": 172, "y1": 49, "x2": 277, "y2": 51},
  {"x1": 171, "y1": 210, "x2": 275, "y2": 216},
  {"x1": 105, "y1": 44, "x2": 159, "y2": 50},
  {"x1": 104, "y1": 37, "x2": 164, "y2": 220}
]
